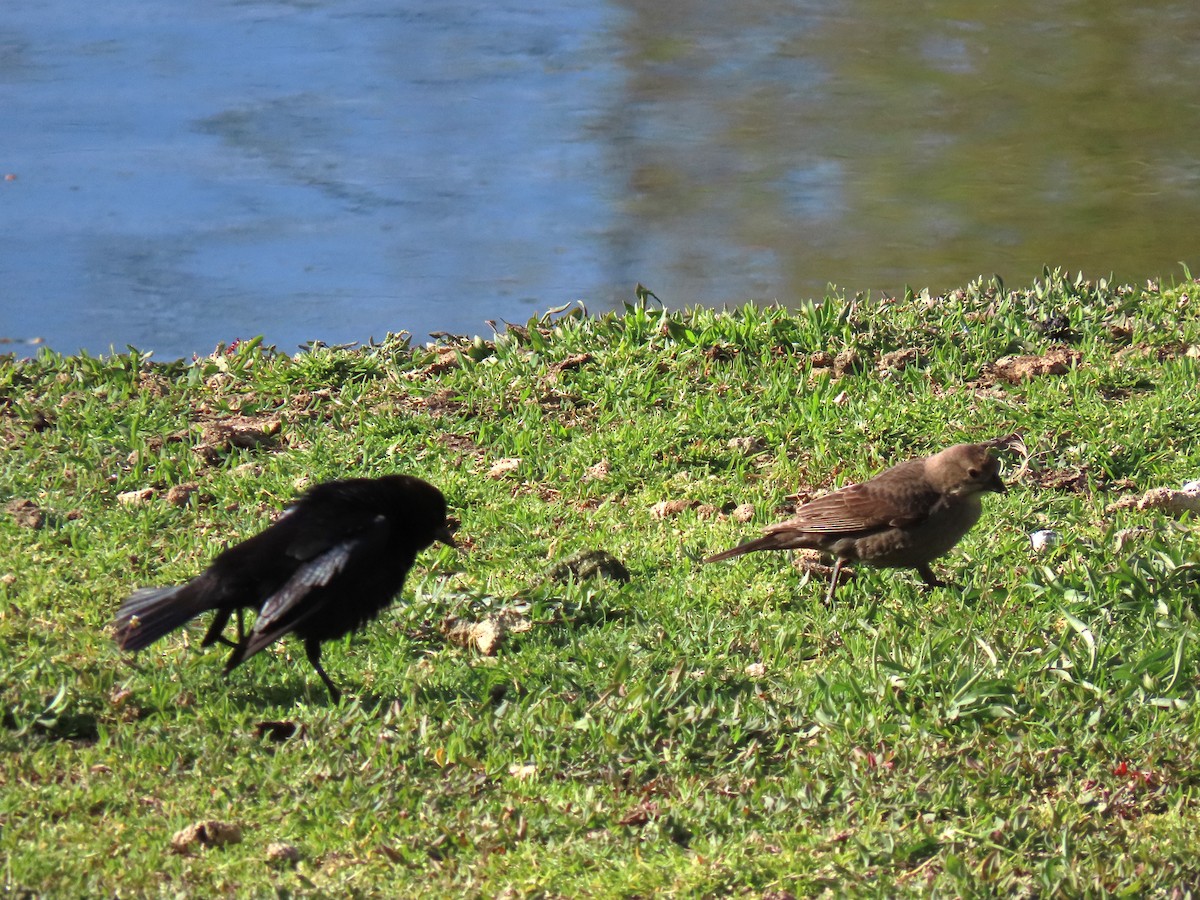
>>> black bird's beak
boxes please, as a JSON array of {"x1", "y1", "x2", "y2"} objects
[{"x1": 436, "y1": 519, "x2": 459, "y2": 547}]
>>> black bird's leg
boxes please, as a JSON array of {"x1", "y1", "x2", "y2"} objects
[
  {"x1": 202, "y1": 609, "x2": 247, "y2": 649},
  {"x1": 306, "y1": 638, "x2": 342, "y2": 703},
  {"x1": 823, "y1": 558, "x2": 845, "y2": 607},
  {"x1": 916, "y1": 564, "x2": 945, "y2": 588},
  {"x1": 202, "y1": 610, "x2": 241, "y2": 649}
]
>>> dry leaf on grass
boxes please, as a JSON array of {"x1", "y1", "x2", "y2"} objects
[
  {"x1": 441, "y1": 610, "x2": 533, "y2": 655},
  {"x1": 487, "y1": 457, "x2": 521, "y2": 478},
  {"x1": 1107, "y1": 485, "x2": 1200, "y2": 517}
]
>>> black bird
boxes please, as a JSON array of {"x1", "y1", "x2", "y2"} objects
[{"x1": 113, "y1": 475, "x2": 456, "y2": 701}]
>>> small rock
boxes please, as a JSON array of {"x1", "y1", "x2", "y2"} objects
[
  {"x1": 732, "y1": 503, "x2": 755, "y2": 523},
  {"x1": 165, "y1": 483, "x2": 198, "y2": 507},
  {"x1": 744, "y1": 662, "x2": 767, "y2": 679},
  {"x1": 695, "y1": 504, "x2": 719, "y2": 520},
  {"x1": 170, "y1": 820, "x2": 243, "y2": 854},
  {"x1": 1029, "y1": 530, "x2": 1059, "y2": 553},
  {"x1": 117, "y1": 488, "x2": 156, "y2": 506},
  {"x1": 266, "y1": 842, "x2": 301, "y2": 864}
]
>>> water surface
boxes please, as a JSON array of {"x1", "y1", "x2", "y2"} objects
[{"x1": 2, "y1": 0, "x2": 1197, "y2": 358}]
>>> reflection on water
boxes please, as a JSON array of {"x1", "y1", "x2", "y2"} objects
[{"x1": 2, "y1": 0, "x2": 1198, "y2": 358}]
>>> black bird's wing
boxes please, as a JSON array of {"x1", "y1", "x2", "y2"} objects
[
  {"x1": 255, "y1": 540, "x2": 357, "y2": 631},
  {"x1": 227, "y1": 514, "x2": 392, "y2": 666}
]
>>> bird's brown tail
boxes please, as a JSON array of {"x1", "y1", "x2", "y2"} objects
[{"x1": 703, "y1": 534, "x2": 792, "y2": 564}]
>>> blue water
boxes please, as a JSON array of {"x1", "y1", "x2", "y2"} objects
[{"x1": 3, "y1": 1, "x2": 1198, "y2": 358}]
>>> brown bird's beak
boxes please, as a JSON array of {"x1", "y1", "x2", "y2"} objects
[{"x1": 987, "y1": 471, "x2": 1007, "y2": 494}]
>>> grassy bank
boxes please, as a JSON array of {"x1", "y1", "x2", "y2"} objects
[{"x1": 2, "y1": 269, "x2": 1200, "y2": 896}]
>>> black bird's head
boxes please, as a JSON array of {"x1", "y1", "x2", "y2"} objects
[{"x1": 378, "y1": 474, "x2": 457, "y2": 549}]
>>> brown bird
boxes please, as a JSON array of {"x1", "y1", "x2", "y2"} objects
[{"x1": 704, "y1": 442, "x2": 1006, "y2": 604}]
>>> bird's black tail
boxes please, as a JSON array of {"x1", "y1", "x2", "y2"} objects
[{"x1": 113, "y1": 583, "x2": 214, "y2": 652}]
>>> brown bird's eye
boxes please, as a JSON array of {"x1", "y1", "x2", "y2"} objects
[{"x1": 968, "y1": 467, "x2": 980, "y2": 478}]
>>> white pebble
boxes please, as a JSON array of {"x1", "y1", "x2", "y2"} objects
[{"x1": 1030, "y1": 530, "x2": 1059, "y2": 553}]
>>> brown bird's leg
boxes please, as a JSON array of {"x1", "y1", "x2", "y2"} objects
[
  {"x1": 823, "y1": 558, "x2": 845, "y2": 607},
  {"x1": 306, "y1": 638, "x2": 342, "y2": 703},
  {"x1": 916, "y1": 564, "x2": 945, "y2": 588}
]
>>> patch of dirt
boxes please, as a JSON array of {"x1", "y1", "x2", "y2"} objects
[
  {"x1": 1032, "y1": 468, "x2": 1091, "y2": 493},
  {"x1": 437, "y1": 432, "x2": 482, "y2": 463},
  {"x1": 809, "y1": 351, "x2": 835, "y2": 370},
  {"x1": 731, "y1": 503, "x2": 756, "y2": 523},
  {"x1": 266, "y1": 842, "x2": 301, "y2": 865},
  {"x1": 5, "y1": 498, "x2": 44, "y2": 529},
  {"x1": 879, "y1": 348, "x2": 922, "y2": 372},
  {"x1": 137, "y1": 371, "x2": 171, "y2": 398},
  {"x1": 544, "y1": 549, "x2": 631, "y2": 584},
  {"x1": 833, "y1": 348, "x2": 866, "y2": 377},
  {"x1": 792, "y1": 548, "x2": 852, "y2": 584},
  {"x1": 192, "y1": 415, "x2": 282, "y2": 463},
  {"x1": 727, "y1": 436, "x2": 768, "y2": 456},
  {"x1": 170, "y1": 820, "x2": 243, "y2": 854},
  {"x1": 984, "y1": 346, "x2": 1081, "y2": 384},
  {"x1": 583, "y1": 459, "x2": 611, "y2": 481},
  {"x1": 650, "y1": 499, "x2": 697, "y2": 519},
  {"x1": 165, "y1": 483, "x2": 199, "y2": 507},
  {"x1": 417, "y1": 347, "x2": 461, "y2": 377}
]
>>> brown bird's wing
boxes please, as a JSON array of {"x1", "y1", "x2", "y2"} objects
[
  {"x1": 704, "y1": 459, "x2": 942, "y2": 563},
  {"x1": 767, "y1": 462, "x2": 940, "y2": 537}
]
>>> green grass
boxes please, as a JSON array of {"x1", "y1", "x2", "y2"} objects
[{"x1": 2, "y1": 267, "x2": 1200, "y2": 896}]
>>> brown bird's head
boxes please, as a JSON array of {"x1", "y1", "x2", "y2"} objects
[{"x1": 924, "y1": 443, "x2": 1006, "y2": 497}]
